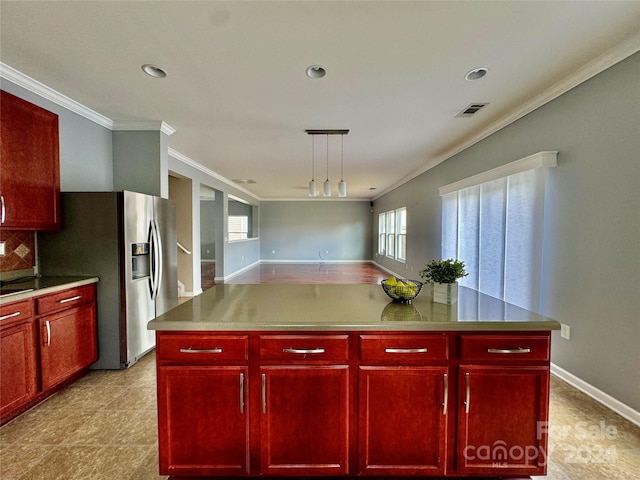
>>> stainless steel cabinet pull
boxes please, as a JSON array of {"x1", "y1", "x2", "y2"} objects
[
  {"x1": 385, "y1": 347, "x2": 428, "y2": 354},
  {"x1": 179, "y1": 347, "x2": 223, "y2": 354},
  {"x1": 282, "y1": 347, "x2": 325, "y2": 354},
  {"x1": 240, "y1": 373, "x2": 245, "y2": 414},
  {"x1": 45, "y1": 320, "x2": 51, "y2": 347},
  {"x1": 442, "y1": 373, "x2": 448, "y2": 415},
  {"x1": 1, "y1": 195, "x2": 5, "y2": 224},
  {"x1": 0, "y1": 311, "x2": 21, "y2": 321},
  {"x1": 59, "y1": 295, "x2": 81, "y2": 304},
  {"x1": 487, "y1": 347, "x2": 531, "y2": 354},
  {"x1": 464, "y1": 372, "x2": 470, "y2": 414},
  {"x1": 261, "y1": 373, "x2": 267, "y2": 414}
]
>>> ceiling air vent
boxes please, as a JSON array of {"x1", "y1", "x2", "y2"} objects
[{"x1": 456, "y1": 103, "x2": 489, "y2": 118}]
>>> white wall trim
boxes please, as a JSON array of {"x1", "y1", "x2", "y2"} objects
[
  {"x1": 113, "y1": 121, "x2": 176, "y2": 136},
  {"x1": 168, "y1": 147, "x2": 260, "y2": 202},
  {"x1": 0, "y1": 62, "x2": 114, "y2": 129},
  {"x1": 260, "y1": 259, "x2": 374, "y2": 264},
  {"x1": 373, "y1": 32, "x2": 640, "y2": 200},
  {"x1": 438, "y1": 151, "x2": 558, "y2": 196},
  {"x1": 223, "y1": 260, "x2": 262, "y2": 281},
  {"x1": 551, "y1": 363, "x2": 640, "y2": 427}
]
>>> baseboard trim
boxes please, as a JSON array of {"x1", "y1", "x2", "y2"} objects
[{"x1": 551, "y1": 363, "x2": 640, "y2": 427}]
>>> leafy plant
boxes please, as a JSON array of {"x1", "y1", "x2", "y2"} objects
[{"x1": 419, "y1": 258, "x2": 468, "y2": 284}]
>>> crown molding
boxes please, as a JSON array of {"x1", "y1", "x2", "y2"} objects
[
  {"x1": 113, "y1": 121, "x2": 176, "y2": 136},
  {"x1": 168, "y1": 147, "x2": 261, "y2": 202},
  {"x1": 373, "y1": 32, "x2": 640, "y2": 201},
  {"x1": 0, "y1": 62, "x2": 114, "y2": 129}
]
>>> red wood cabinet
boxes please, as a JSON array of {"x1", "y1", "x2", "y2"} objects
[
  {"x1": 0, "y1": 300, "x2": 37, "y2": 419},
  {"x1": 0, "y1": 283, "x2": 98, "y2": 425},
  {"x1": 0, "y1": 90, "x2": 60, "y2": 230},
  {"x1": 154, "y1": 330, "x2": 551, "y2": 478},
  {"x1": 260, "y1": 365, "x2": 349, "y2": 475},
  {"x1": 157, "y1": 366, "x2": 250, "y2": 476},
  {"x1": 39, "y1": 302, "x2": 98, "y2": 390},
  {"x1": 456, "y1": 365, "x2": 549, "y2": 476},
  {"x1": 358, "y1": 366, "x2": 448, "y2": 475}
]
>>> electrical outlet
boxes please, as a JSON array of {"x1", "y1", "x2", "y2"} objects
[
  {"x1": 325, "y1": 250, "x2": 329, "y2": 254},
  {"x1": 272, "y1": 250, "x2": 276, "y2": 254},
  {"x1": 560, "y1": 324, "x2": 571, "y2": 340},
  {"x1": 0, "y1": 241, "x2": 5, "y2": 256}
]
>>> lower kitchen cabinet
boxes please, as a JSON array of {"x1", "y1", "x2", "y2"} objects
[
  {"x1": 157, "y1": 366, "x2": 249, "y2": 476},
  {"x1": 0, "y1": 283, "x2": 98, "y2": 425},
  {"x1": 358, "y1": 366, "x2": 448, "y2": 475},
  {"x1": 0, "y1": 302, "x2": 37, "y2": 419},
  {"x1": 260, "y1": 365, "x2": 350, "y2": 475},
  {"x1": 39, "y1": 302, "x2": 97, "y2": 390},
  {"x1": 154, "y1": 330, "x2": 551, "y2": 478},
  {"x1": 456, "y1": 365, "x2": 550, "y2": 476}
]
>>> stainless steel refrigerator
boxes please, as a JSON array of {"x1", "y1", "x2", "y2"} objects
[{"x1": 38, "y1": 191, "x2": 178, "y2": 369}]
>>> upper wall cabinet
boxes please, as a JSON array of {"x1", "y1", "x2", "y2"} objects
[{"x1": 0, "y1": 90, "x2": 61, "y2": 230}]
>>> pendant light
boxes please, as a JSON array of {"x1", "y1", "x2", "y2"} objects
[
  {"x1": 323, "y1": 134, "x2": 331, "y2": 197},
  {"x1": 308, "y1": 135, "x2": 317, "y2": 197},
  {"x1": 338, "y1": 133, "x2": 347, "y2": 197}
]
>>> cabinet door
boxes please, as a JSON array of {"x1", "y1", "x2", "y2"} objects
[
  {"x1": 260, "y1": 365, "x2": 349, "y2": 475},
  {"x1": 0, "y1": 90, "x2": 60, "y2": 230},
  {"x1": 0, "y1": 321, "x2": 37, "y2": 419},
  {"x1": 359, "y1": 366, "x2": 448, "y2": 475},
  {"x1": 39, "y1": 302, "x2": 97, "y2": 390},
  {"x1": 457, "y1": 365, "x2": 549, "y2": 476},
  {"x1": 157, "y1": 366, "x2": 249, "y2": 476}
]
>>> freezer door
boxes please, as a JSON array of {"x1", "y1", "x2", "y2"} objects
[
  {"x1": 122, "y1": 191, "x2": 156, "y2": 365},
  {"x1": 153, "y1": 197, "x2": 179, "y2": 317}
]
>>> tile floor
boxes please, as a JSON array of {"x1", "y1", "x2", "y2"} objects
[{"x1": 1, "y1": 350, "x2": 638, "y2": 479}]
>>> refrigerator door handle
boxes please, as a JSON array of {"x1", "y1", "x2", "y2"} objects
[
  {"x1": 150, "y1": 219, "x2": 163, "y2": 300},
  {"x1": 148, "y1": 221, "x2": 158, "y2": 299}
]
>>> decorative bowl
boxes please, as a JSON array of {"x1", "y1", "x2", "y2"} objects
[{"x1": 380, "y1": 278, "x2": 423, "y2": 304}]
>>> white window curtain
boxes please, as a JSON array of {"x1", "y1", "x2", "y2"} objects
[{"x1": 440, "y1": 151, "x2": 557, "y2": 312}]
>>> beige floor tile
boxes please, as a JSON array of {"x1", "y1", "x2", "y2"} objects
[{"x1": 0, "y1": 445, "x2": 50, "y2": 480}]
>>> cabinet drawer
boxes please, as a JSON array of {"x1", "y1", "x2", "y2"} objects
[
  {"x1": 0, "y1": 300, "x2": 34, "y2": 328},
  {"x1": 157, "y1": 334, "x2": 248, "y2": 365},
  {"x1": 459, "y1": 334, "x2": 550, "y2": 363},
  {"x1": 259, "y1": 334, "x2": 349, "y2": 362},
  {"x1": 36, "y1": 285, "x2": 95, "y2": 315},
  {"x1": 360, "y1": 334, "x2": 449, "y2": 362}
]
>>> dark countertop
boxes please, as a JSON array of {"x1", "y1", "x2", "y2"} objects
[
  {"x1": 149, "y1": 284, "x2": 561, "y2": 332},
  {"x1": 0, "y1": 276, "x2": 99, "y2": 305}
]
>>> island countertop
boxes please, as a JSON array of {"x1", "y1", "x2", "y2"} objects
[{"x1": 148, "y1": 284, "x2": 560, "y2": 332}]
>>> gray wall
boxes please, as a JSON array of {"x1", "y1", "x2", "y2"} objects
[
  {"x1": 374, "y1": 52, "x2": 640, "y2": 411},
  {"x1": 0, "y1": 79, "x2": 113, "y2": 191},
  {"x1": 200, "y1": 196, "x2": 222, "y2": 261},
  {"x1": 260, "y1": 201, "x2": 373, "y2": 261}
]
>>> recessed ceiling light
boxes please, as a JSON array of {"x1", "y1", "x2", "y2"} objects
[
  {"x1": 306, "y1": 65, "x2": 326, "y2": 79},
  {"x1": 142, "y1": 64, "x2": 167, "y2": 78},
  {"x1": 465, "y1": 67, "x2": 489, "y2": 81}
]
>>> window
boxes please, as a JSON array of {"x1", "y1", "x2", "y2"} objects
[
  {"x1": 228, "y1": 215, "x2": 248, "y2": 240},
  {"x1": 440, "y1": 151, "x2": 557, "y2": 312},
  {"x1": 379, "y1": 207, "x2": 407, "y2": 263},
  {"x1": 378, "y1": 213, "x2": 386, "y2": 255},
  {"x1": 396, "y1": 207, "x2": 407, "y2": 262}
]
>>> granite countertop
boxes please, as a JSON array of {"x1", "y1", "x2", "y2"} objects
[
  {"x1": 0, "y1": 276, "x2": 99, "y2": 305},
  {"x1": 148, "y1": 284, "x2": 560, "y2": 332}
]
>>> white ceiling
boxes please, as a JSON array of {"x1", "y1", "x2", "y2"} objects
[{"x1": 1, "y1": 1, "x2": 639, "y2": 201}]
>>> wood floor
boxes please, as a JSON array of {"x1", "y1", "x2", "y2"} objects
[{"x1": 225, "y1": 262, "x2": 390, "y2": 284}]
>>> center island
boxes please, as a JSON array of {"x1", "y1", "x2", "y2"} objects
[{"x1": 149, "y1": 284, "x2": 560, "y2": 479}]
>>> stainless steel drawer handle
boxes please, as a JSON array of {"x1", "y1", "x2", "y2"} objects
[
  {"x1": 179, "y1": 347, "x2": 223, "y2": 354},
  {"x1": 385, "y1": 347, "x2": 428, "y2": 354},
  {"x1": 487, "y1": 347, "x2": 531, "y2": 354},
  {"x1": 0, "y1": 311, "x2": 21, "y2": 321},
  {"x1": 261, "y1": 373, "x2": 267, "y2": 414},
  {"x1": 59, "y1": 295, "x2": 81, "y2": 304},
  {"x1": 46, "y1": 320, "x2": 51, "y2": 347},
  {"x1": 283, "y1": 347, "x2": 325, "y2": 354}
]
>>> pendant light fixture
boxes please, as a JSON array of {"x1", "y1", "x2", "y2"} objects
[
  {"x1": 305, "y1": 129, "x2": 349, "y2": 198},
  {"x1": 338, "y1": 133, "x2": 347, "y2": 197},
  {"x1": 308, "y1": 135, "x2": 317, "y2": 197},
  {"x1": 323, "y1": 134, "x2": 331, "y2": 197}
]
